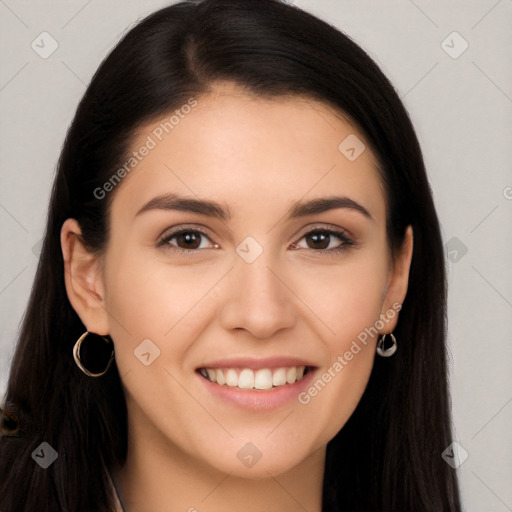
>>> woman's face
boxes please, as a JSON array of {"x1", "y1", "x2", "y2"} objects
[{"x1": 62, "y1": 81, "x2": 412, "y2": 478}]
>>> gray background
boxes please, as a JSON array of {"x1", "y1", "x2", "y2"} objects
[{"x1": 1, "y1": 0, "x2": 511, "y2": 509}]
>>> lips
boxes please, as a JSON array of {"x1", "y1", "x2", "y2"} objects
[{"x1": 196, "y1": 357, "x2": 318, "y2": 410}]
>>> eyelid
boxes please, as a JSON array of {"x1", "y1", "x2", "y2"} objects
[
  {"x1": 158, "y1": 223, "x2": 213, "y2": 239},
  {"x1": 295, "y1": 222, "x2": 353, "y2": 239}
]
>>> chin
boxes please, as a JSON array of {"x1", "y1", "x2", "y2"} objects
[{"x1": 199, "y1": 441, "x2": 317, "y2": 480}]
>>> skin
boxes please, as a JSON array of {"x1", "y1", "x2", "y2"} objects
[{"x1": 61, "y1": 81, "x2": 413, "y2": 511}]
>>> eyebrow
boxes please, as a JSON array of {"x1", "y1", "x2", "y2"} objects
[{"x1": 135, "y1": 193, "x2": 374, "y2": 222}]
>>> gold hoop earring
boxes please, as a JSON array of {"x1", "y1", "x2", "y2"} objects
[
  {"x1": 376, "y1": 333, "x2": 397, "y2": 357},
  {"x1": 73, "y1": 331, "x2": 114, "y2": 377}
]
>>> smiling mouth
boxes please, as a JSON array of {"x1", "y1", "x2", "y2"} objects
[{"x1": 197, "y1": 366, "x2": 313, "y2": 390}]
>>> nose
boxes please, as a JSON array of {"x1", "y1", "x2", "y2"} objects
[{"x1": 219, "y1": 250, "x2": 297, "y2": 340}]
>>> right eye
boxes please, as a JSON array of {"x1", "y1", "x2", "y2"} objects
[{"x1": 157, "y1": 227, "x2": 218, "y2": 255}]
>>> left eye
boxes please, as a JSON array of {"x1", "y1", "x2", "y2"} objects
[{"x1": 293, "y1": 229, "x2": 353, "y2": 253}]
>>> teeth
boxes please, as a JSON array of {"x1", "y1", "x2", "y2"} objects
[
  {"x1": 286, "y1": 367, "x2": 297, "y2": 384},
  {"x1": 238, "y1": 369, "x2": 254, "y2": 389},
  {"x1": 216, "y1": 369, "x2": 226, "y2": 385},
  {"x1": 272, "y1": 368, "x2": 287, "y2": 386},
  {"x1": 225, "y1": 369, "x2": 238, "y2": 387},
  {"x1": 199, "y1": 365, "x2": 308, "y2": 390},
  {"x1": 254, "y1": 369, "x2": 273, "y2": 390}
]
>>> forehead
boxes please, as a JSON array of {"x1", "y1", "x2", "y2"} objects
[{"x1": 109, "y1": 83, "x2": 386, "y2": 226}]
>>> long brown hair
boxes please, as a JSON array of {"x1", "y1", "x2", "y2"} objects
[{"x1": 0, "y1": 1, "x2": 462, "y2": 510}]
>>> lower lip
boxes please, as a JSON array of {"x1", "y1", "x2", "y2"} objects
[{"x1": 197, "y1": 369, "x2": 317, "y2": 410}]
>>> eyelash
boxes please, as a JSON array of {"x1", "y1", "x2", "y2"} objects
[{"x1": 157, "y1": 226, "x2": 355, "y2": 257}]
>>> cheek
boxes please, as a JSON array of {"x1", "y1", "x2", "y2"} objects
[
  {"x1": 101, "y1": 249, "x2": 193, "y2": 377},
  {"x1": 297, "y1": 311, "x2": 378, "y2": 448},
  {"x1": 101, "y1": 250, "x2": 209, "y2": 446},
  {"x1": 294, "y1": 251, "x2": 388, "y2": 345},
  {"x1": 292, "y1": 256, "x2": 387, "y2": 440},
  {"x1": 311, "y1": 348, "x2": 375, "y2": 447},
  {"x1": 103, "y1": 247, "x2": 211, "y2": 336}
]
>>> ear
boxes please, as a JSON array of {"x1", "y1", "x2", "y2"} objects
[
  {"x1": 379, "y1": 225, "x2": 413, "y2": 333},
  {"x1": 60, "y1": 218, "x2": 110, "y2": 335}
]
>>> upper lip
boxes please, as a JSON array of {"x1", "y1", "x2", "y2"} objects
[{"x1": 197, "y1": 357, "x2": 316, "y2": 370}]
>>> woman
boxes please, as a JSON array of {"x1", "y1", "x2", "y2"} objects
[{"x1": 0, "y1": 0, "x2": 462, "y2": 510}]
